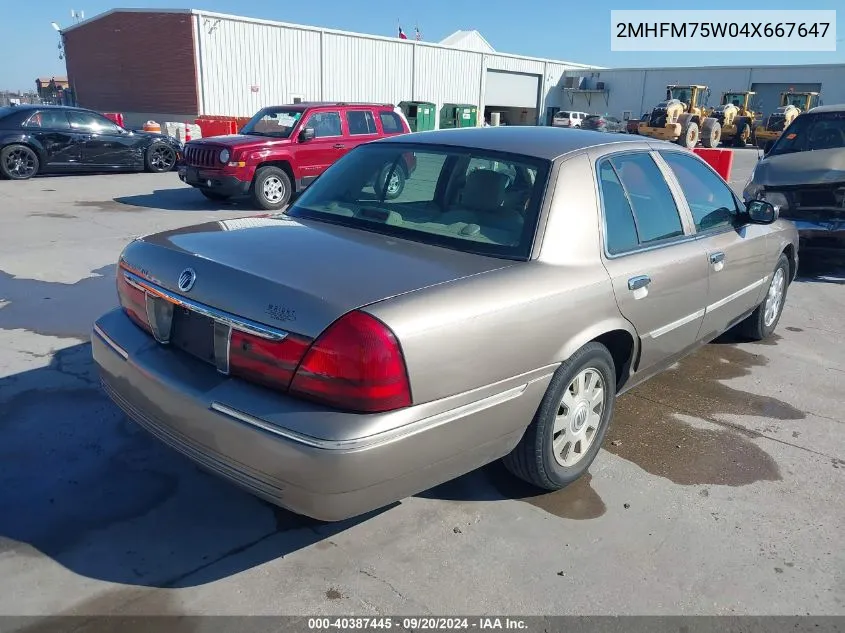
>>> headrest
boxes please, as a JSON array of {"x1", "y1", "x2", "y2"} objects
[{"x1": 462, "y1": 169, "x2": 509, "y2": 212}]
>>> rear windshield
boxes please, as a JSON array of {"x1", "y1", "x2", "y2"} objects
[
  {"x1": 556, "y1": 112, "x2": 571, "y2": 118},
  {"x1": 285, "y1": 143, "x2": 551, "y2": 260},
  {"x1": 768, "y1": 111, "x2": 845, "y2": 156},
  {"x1": 240, "y1": 107, "x2": 304, "y2": 138}
]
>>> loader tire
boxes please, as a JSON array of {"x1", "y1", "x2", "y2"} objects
[
  {"x1": 734, "y1": 119, "x2": 751, "y2": 147},
  {"x1": 678, "y1": 121, "x2": 699, "y2": 149},
  {"x1": 701, "y1": 120, "x2": 721, "y2": 149}
]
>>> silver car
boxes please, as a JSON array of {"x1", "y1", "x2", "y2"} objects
[{"x1": 92, "y1": 127, "x2": 798, "y2": 522}]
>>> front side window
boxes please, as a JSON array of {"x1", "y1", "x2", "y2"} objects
[
  {"x1": 304, "y1": 111, "x2": 342, "y2": 138},
  {"x1": 285, "y1": 144, "x2": 549, "y2": 260},
  {"x1": 67, "y1": 111, "x2": 121, "y2": 134},
  {"x1": 347, "y1": 110, "x2": 377, "y2": 136},
  {"x1": 660, "y1": 151, "x2": 739, "y2": 232},
  {"x1": 768, "y1": 111, "x2": 845, "y2": 155},
  {"x1": 240, "y1": 108, "x2": 303, "y2": 138}
]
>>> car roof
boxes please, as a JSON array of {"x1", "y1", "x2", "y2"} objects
[
  {"x1": 808, "y1": 104, "x2": 845, "y2": 113},
  {"x1": 263, "y1": 102, "x2": 395, "y2": 111},
  {"x1": 3, "y1": 104, "x2": 90, "y2": 113},
  {"x1": 375, "y1": 126, "x2": 655, "y2": 161}
]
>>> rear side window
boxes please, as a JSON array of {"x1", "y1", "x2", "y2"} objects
[
  {"x1": 347, "y1": 110, "x2": 378, "y2": 135},
  {"x1": 24, "y1": 110, "x2": 70, "y2": 130},
  {"x1": 598, "y1": 152, "x2": 685, "y2": 254},
  {"x1": 286, "y1": 144, "x2": 550, "y2": 260},
  {"x1": 379, "y1": 111, "x2": 405, "y2": 134}
]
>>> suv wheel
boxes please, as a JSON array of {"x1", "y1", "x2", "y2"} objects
[
  {"x1": 251, "y1": 166, "x2": 292, "y2": 210},
  {"x1": 377, "y1": 164, "x2": 406, "y2": 200}
]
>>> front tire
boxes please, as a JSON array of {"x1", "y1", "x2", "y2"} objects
[
  {"x1": 733, "y1": 120, "x2": 751, "y2": 147},
  {"x1": 0, "y1": 144, "x2": 40, "y2": 180},
  {"x1": 700, "y1": 120, "x2": 721, "y2": 148},
  {"x1": 737, "y1": 253, "x2": 790, "y2": 341},
  {"x1": 145, "y1": 142, "x2": 177, "y2": 173},
  {"x1": 503, "y1": 342, "x2": 617, "y2": 490},
  {"x1": 677, "y1": 121, "x2": 699, "y2": 149},
  {"x1": 250, "y1": 166, "x2": 292, "y2": 211}
]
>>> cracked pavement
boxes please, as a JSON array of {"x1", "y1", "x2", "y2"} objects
[{"x1": 0, "y1": 156, "x2": 843, "y2": 617}]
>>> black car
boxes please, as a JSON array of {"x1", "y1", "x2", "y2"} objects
[
  {"x1": 581, "y1": 115, "x2": 626, "y2": 133},
  {"x1": 0, "y1": 104, "x2": 182, "y2": 180}
]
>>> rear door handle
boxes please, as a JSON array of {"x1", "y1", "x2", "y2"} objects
[
  {"x1": 628, "y1": 275, "x2": 651, "y2": 291},
  {"x1": 710, "y1": 252, "x2": 726, "y2": 264},
  {"x1": 333, "y1": 144, "x2": 346, "y2": 149}
]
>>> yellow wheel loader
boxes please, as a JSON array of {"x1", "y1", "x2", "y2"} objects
[
  {"x1": 709, "y1": 91, "x2": 761, "y2": 147},
  {"x1": 637, "y1": 85, "x2": 722, "y2": 149},
  {"x1": 754, "y1": 91, "x2": 820, "y2": 148}
]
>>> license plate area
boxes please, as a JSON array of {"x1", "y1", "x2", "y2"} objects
[{"x1": 170, "y1": 306, "x2": 217, "y2": 366}]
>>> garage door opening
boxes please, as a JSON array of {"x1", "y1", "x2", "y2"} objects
[{"x1": 484, "y1": 70, "x2": 540, "y2": 126}]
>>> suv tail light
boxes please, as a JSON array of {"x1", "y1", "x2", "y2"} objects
[
  {"x1": 289, "y1": 311, "x2": 411, "y2": 413},
  {"x1": 116, "y1": 267, "x2": 152, "y2": 334}
]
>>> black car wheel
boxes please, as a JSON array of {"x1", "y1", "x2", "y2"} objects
[
  {"x1": 0, "y1": 144, "x2": 40, "y2": 180},
  {"x1": 145, "y1": 142, "x2": 177, "y2": 173}
]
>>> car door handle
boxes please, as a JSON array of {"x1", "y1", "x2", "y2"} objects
[
  {"x1": 710, "y1": 252, "x2": 726, "y2": 264},
  {"x1": 628, "y1": 275, "x2": 651, "y2": 291},
  {"x1": 333, "y1": 144, "x2": 346, "y2": 149}
]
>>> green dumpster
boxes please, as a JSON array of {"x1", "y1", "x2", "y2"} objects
[
  {"x1": 398, "y1": 101, "x2": 436, "y2": 132},
  {"x1": 440, "y1": 104, "x2": 478, "y2": 129}
]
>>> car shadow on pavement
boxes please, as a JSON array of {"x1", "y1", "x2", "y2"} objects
[
  {"x1": 795, "y1": 252, "x2": 845, "y2": 285},
  {"x1": 0, "y1": 342, "x2": 383, "y2": 588},
  {"x1": 114, "y1": 189, "x2": 254, "y2": 212}
]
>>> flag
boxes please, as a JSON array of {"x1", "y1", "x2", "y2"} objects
[
  {"x1": 414, "y1": 24, "x2": 421, "y2": 40},
  {"x1": 398, "y1": 23, "x2": 407, "y2": 39}
]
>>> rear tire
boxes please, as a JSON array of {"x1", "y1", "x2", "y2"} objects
[
  {"x1": 376, "y1": 164, "x2": 406, "y2": 200},
  {"x1": 700, "y1": 120, "x2": 721, "y2": 148},
  {"x1": 737, "y1": 254, "x2": 790, "y2": 341},
  {"x1": 733, "y1": 120, "x2": 751, "y2": 147},
  {"x1": 503, "y1": 342, "x2": 617, "y2": 490},
  {"x1": 677, "y1": 121, "x2": 699, "y2": 149},
  {"x1": 0, "y1": 144, "x2": 40, "y2": 180},
  {"x1": 250, "y1": 166, "x2": 292, "y2": 211}
]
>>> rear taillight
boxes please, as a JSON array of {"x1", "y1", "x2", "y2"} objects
[
  {"x1": 116, "y1": 268, "x2": 152, "y2": 334},
  {"x1": 228, "y1": 330, "x2": 311, "y2": 392},
  {"x1": 288, "y1": 311, "x2": 411, "y2": 413}
]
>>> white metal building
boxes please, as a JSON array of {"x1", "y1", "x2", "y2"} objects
[
  {"x1": 62, "y1": 8, "x2": 600, "y2": 128},
  {"x1": 559, "y1": 63, "x2": 845, "y2": 121}
]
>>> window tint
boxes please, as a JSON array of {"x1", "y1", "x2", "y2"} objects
[
  {"x1": 379, "y1": 111, "x2": 405, "y2": 134},
  {"x1": 24, "y1": 110, "x2": 70, "y2": 130},
  {"x1": 286, "y1": 144, "x2": 549, "y2": 260},
  {"x1": 598, "y1": 160, "x2": 640, "y2": 255},
  {"x1": 660, "y1": 151, "x2": 738, "y2": 232},
  {"x1": 67, "y1": 110, "x2": 121, "y2": 133},
  {"x1": 304, "y1": 111, "x2": 341, "y2": 137},
  {"x1": 346, "y1": 110, "x2": 377, "y2": 135},
  {"x1": 609, "y1": 153, "x2": 684, "y2": 245}
]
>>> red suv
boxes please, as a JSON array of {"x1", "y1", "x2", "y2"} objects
[{"x1": 179, "y1": 102, "x2": 414, "y2": 210}]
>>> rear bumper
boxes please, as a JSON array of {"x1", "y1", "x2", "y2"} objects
[
  {"x1": 793, "y1": 219, "x2": 845, "y2": 254},
  {"x1": 178, "y1": 166, "x2": 252, "y2": 197},
  {"x1": 91, "y1": 308, "x2": 550, "y2": 521}
]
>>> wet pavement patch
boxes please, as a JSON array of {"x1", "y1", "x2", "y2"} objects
[
  {"x1": 28, "y1": 212, "x2": 79, "y2": 219},
  {"x1": 486, "y1": 470, "x2": 606, "y2": 520},
  {"x1": 786, "y1": 327, "x2": 804, "y2": 333},
  {"x1": 602, "y1": 341, "x2": 798, "y2": 487}
]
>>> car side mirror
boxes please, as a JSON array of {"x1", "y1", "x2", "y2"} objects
[
  {"x1": 746, "y1": 199, "x2": 777, "y2": 224},
  {"x1": 299, "y1": 127, "x2": 315, "y2": 142}
]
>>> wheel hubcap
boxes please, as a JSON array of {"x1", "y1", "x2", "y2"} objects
[
  {"x1": 553, "y1": 368, "x2": 605, "y2": 468},
  {"x1": 6, "y1": 149, "x2": 35, "y2": 177},
  {"x1": 263, "y1": 176, "x2": 285, "y2": 203},
  {"x1": 764, "y1": 268, "x2": 785, "y2": 327},
  {"x1": 151, "y1": 147, "x2": 175, "y2": 170},
  {"x1": 387, "y1": 173, "x2": 400, "y2": 195}
]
